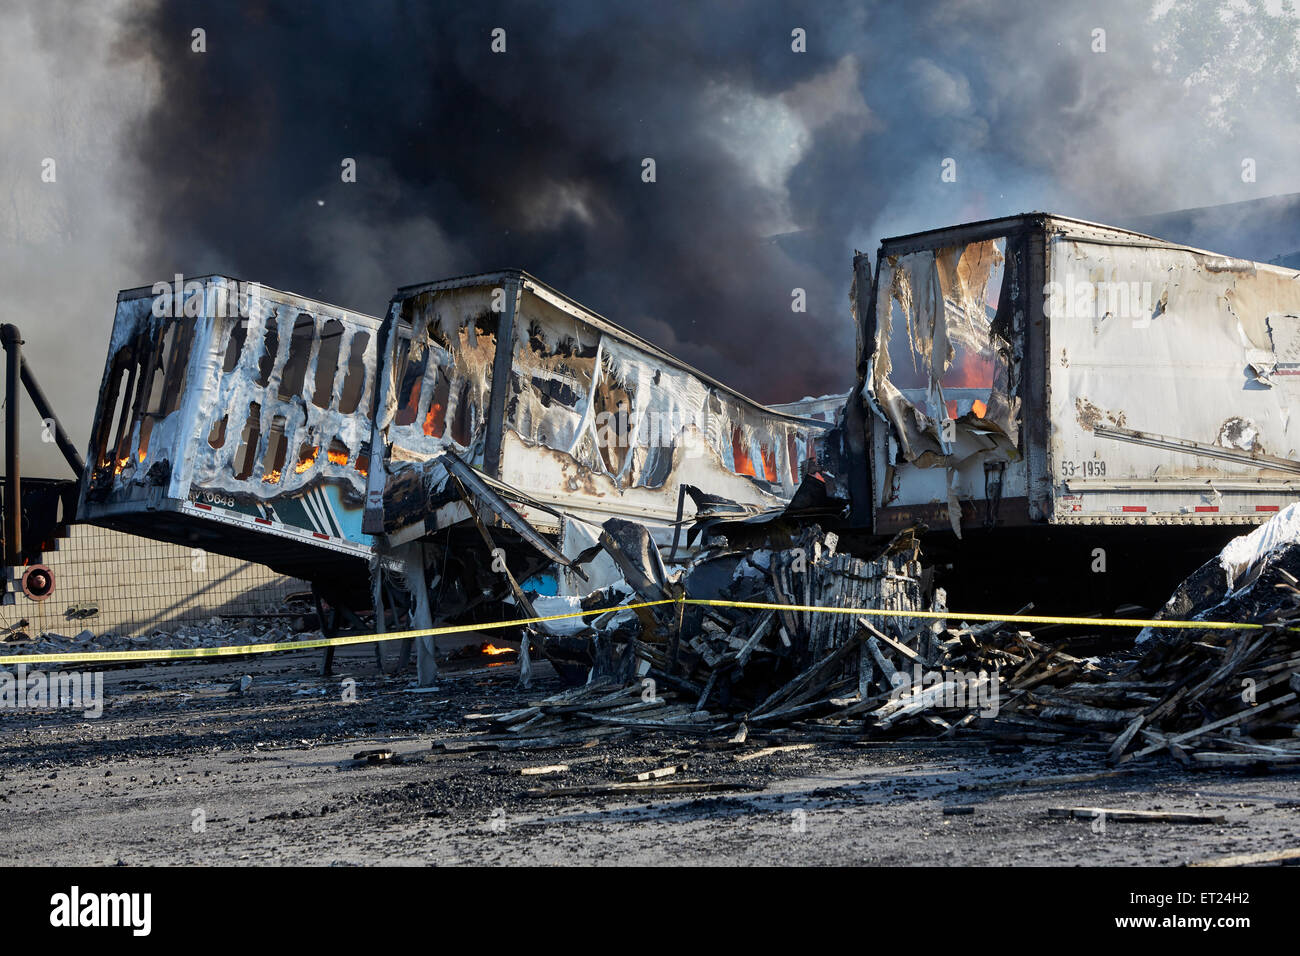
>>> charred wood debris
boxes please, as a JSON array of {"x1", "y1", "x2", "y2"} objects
[{"x1": 447, "y1": 480, "x2": 1300, "y2": 774}]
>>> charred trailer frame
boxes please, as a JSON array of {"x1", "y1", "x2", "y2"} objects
[
  {"x1": 850, "y1": 213, "x2": 1300, "y2": 611},
  {"x1": 76, "y1": 277, "x2": 382, "y2": 600},
  {"x1": 360, "y1": 270, "x2": 833, "y2": 683},
  {"x1": 365, "y1": 270, "x2": 831, "y2": 571}
]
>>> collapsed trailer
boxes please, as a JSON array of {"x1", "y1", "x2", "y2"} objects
[
  {"x1": 363, "y1": 270, "x2": 830, "y2": 581},
  {"x1": 361, "y1": 270, "x2": 831, "y2": 682},
  {"x1": 847, "y1": 213, "x2": 1300, "y2": 609},
  {"x1": 75, "y1": 271, "x2": 830, "y2": 679}
]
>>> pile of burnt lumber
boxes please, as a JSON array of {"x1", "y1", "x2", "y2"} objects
[
  {"x1": 464, "y1": 608, "x2": 1300, "y2": 769},
  {"x1": 1015, "y1": 561, "x2": 1300, "y2": 767},
  {"x1": 1099, "y1": 622, "x2": 1300, "y2": 767},
  {"x1": 510, "y1": 518, "x2": 1300, "y2": 767},
  {"x1": 570, "y1": 525, "x2": 1111, "y2": 739}
]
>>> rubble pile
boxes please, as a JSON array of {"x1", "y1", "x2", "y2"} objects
[
  {"x1": 1083, "y1": 526, "x2": 1300, "y2": 768},
  {"x1": 491, "y1": 509, "x2": 1300, "y2": 770},
  {"x1": 581, "y1": 521, "x2": 931, "y2": 710},
  {"x1": 1092, "y1": 616, "x2": 1300, "y2": 768}
]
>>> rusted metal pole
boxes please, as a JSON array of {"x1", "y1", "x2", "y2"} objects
[{"x1": 2, "y1": 324, "x2": 22, "y2": 567}]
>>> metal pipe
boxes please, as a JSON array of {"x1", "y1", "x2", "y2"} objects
[
  {"x1": 19, "y1": 356, "x2": 85, "y2": 477},
  {"x1": 2, "y1": 324, "x2": 21, "y2": 567}
]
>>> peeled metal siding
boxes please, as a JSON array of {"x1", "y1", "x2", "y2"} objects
[
  {"x1": 865, "y1": 222, "x2": 1031, "y2": 535},
  {"x1": 367, "y1": 271, "x2": 832, "y2": 591}
]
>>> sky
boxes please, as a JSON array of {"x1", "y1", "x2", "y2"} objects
[{"x1": 3, "y1": 0, "x2": 1300, "y2": 475}]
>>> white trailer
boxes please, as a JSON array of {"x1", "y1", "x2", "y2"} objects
[{"x1": 851, "y1": 213, "x2": 1300, "y2": 537}]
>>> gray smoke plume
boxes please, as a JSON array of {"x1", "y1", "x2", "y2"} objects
[{"x1": 3, "y1": 0, "x2": 1300, "y2": 475}]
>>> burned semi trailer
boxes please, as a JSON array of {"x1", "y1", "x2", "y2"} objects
[
  {"x1": 77, "y1": 278, "x2": 381, "y2": 600},
  {"x1": 846, "y1": 213, "x2": 1300, "y2": 610},
  {"x1": 364, "y1": 270, "x2": 828, "y2": 567},
  {"x1": 360, "y1": 270, "x2": 832, "y2": 682}
]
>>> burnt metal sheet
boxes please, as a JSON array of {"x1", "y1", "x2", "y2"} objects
[{"x1": 77, "y1": 276, "x2": 382, "y2": 578}]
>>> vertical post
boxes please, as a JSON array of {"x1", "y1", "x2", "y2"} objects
[
  {"x1": 845, "y1": 253, "x2": 875, "y2": 529},
  {"x1": 481, "y1": 274, "x2": 521, "y2": 479},
  {"x1": 2, "y1": 325, "x2": 21, "y2": 568},
  {"x1": 404, "y1": 542, "x2": 437, "y2": 686}
]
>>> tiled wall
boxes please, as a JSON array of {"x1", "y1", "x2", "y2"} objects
[{"x1": 5, "y1": 523, "x2": 305, "y2": 639}]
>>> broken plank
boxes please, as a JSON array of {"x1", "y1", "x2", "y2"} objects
[
  {"x1": 525, "y1": 779, "x2": 763, "y2": 799},
  {"x1": 734, "y1": 610, "x2": 776, "y2": 668},
  {"x1": 734, "y1": 743, "x2": 815, "y2": 763},
  {"x1": 1108, "y1": 713, "x2": 1148, "y2": 762},
  {"x1": 1189, "y1": 847, "x2": 1300, "y2": 867},
  {"x1": 623, "y1": 763, "x2": 686, "y2": 782},
  {"x1": 858, "y1": 618, "x2": 923, "y2": 663},
  {"x1": 1047, "y1": 806, "x2": 1226, "y2": 824},
  {"x1": 520, "y1": 764, "x2": 569, "y2": 776}
]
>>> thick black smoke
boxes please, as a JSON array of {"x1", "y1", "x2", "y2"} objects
[
  {"x1": 7, "y1": 0, "x2": 1300, "y2": 479},
  {"x1": 116, "y1": 0, "x2": 1300, "y2": 402},
  {"x1": 120, "y1": 1, "x2": 865, "y2": 401}
]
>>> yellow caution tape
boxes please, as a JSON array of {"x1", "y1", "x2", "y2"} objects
[
  {"x1": 0, "y1": 596, "x2": 1273, "y2": 667},
  {"x1": 0, "y1": 600, "x2": 677, "y2": 666},
  {"x1": 685, "y1": 600, "x2": 1268, "y2": 632}
]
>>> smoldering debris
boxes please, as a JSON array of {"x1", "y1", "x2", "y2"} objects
[{"x1": 479, "y1": 498, "x2": 1300, "y2": 770}]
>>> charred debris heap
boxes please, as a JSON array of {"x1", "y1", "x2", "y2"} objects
[{"x1": 463, "y1": 484, "x2": 1300, "y2": 772}]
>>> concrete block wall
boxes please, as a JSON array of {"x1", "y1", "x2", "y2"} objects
[{"x1": 3, "y1": 523, "x2": 305, "y2": 639}]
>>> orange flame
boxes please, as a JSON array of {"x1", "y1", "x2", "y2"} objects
[
  {"x1": 731, "y1": 426, "x2": 756, "y2": 477},
  {"x1": 946, "y1": 398, "x2": 990, "y2": 419},
  {"x1": 480, "y1": 643, "x2": 514, "y2": 656},
  {"x1": 137, "y1": 448, "x2": 146, "y2": 463},
  {"x1": 263, "y1": 469, "x2": 282, "y2": 484},
  {"x1": 327, "y1": 448, "x2": 348, "y2": 465},
  {"x1": 295, "y1": 446, "x2": 318, "y2": 474},
  {"x1": 423, "y1": 402, "x2": 446, "y2": 437},
  {"x1": 759, "y1": 443, "x2": 778, "y2": 483}
]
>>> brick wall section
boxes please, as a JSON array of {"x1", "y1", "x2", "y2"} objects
[{"x1": 4, "y1": 523, "x2": 305, "y2": 639}]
